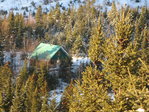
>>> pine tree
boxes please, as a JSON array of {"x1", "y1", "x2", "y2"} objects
[
  {"x1": 88, "y1": 17, "x2": 104, "y2": 67},
  {"x1": 69, "y1": 67, "x2": 110, "y2": 112},
  {"x1": 10, "y1": 63, "x2": 29, "y2": 112},
  {"x1": 0, "y1": 64, "x2": 13, "y2": 112},
  {"x1": 0, "y1": 18, "x2": 4, "y2": 65},
  {"x1": 17, "y1": 62, "x2": 29, "y2": 89},
  {"x1": 8, "y1": 12, "x2": 15, "y2": 35},
  {"x1": 15, "y1": 14, "x2": 24, "y2": 48},
  {"x1": 8, "y1": 12, "x2": 15, "y2": 49},
  {"x1": 134, "y1": 7, "x2": 148, "y2": 50},
  {"x1": 10, "y1": 86, "x2": 26, "y2": 112},
  {"x1": 31, "y1": 88, "x2": 42, "y2": 112},
  {"x1": 25, "y1": 74, "x2": 37, "y2": 112},
  {"x1": 140, "y1": 26, "x2": 149, "y2": 64},
  {"x1": 36, "y1": 6, "x2": 43, "y2": 27},
  {"x1": 35, "y1": 6, "x2": 44, "y2": 38},
  {"x1": 107, "y1": 2, "x2": 118, "y2": 26},
  {"x1": 100, "y1": 8, "x2": 148, "y2": 111},
  {"x1": 72, "y1": 35, "x2": 83, "y2": 55},
  {"x1": 37, "y1": 64, "x2": 48, "y2": 87},
  {"x1": 40, "y1": 82, "x2": 50, "y2": 112},
  {"x1": 0, "y1": 39, "x2": 4, "y2": 66},
  {"x1": 40, "y1": 93, "x2": 50, "y2": 112},
  {"x1": 68, "y1": 7, "x2": 149, "y2": 112},
  {"x1": 115, "y1": 9, "x2": 133, "y2": 49}
]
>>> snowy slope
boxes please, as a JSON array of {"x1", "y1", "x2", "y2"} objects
[
  {"x1": 0, "y1": 0, "x2": 148, "y2": 15},
  {"x1": 0, "y1": 0, "x2": 84, "y2": 15}
]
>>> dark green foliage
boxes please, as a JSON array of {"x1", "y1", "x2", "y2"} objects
[
  {"x1": 8, "y1": 12, "x2": 15, "y2": 35},
  {"x1": 0, "y1": 64, "x2": 13, "y2": 112},
  {"x1": 0, "y1": 42, "x2": 4, "y2": 66},
  {"x1": 68, "y1": 6, "x2": 149, "y2": 112},
  {"x1": 31, "y1": 88, "x2": 42, "y2": 112},
  {"x1": 10, "y1": 88, "x2": 26, "y2": 112},
  {"x1": 14, "y1": 14, "x2": 24, "y2": 48},
  {"x1": 47, "y1": 75, "x2": 59, "y2": 90},
  {"x1": 35, "y1": 6, "x2": 44, "y2": 38}
]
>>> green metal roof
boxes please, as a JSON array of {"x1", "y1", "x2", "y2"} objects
[{"x1": 30, "y1": 43, "x2": 61, "y2": 60}]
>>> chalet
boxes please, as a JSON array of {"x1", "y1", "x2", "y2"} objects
[{"x1": 30, "y1": 43, "x2": 71, "y2": 68}]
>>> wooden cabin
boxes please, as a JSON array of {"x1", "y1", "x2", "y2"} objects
[{"x1": 30, "y1": 43, "x2": 71, "y2": 68}]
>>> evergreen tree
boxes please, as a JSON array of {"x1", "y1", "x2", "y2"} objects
[
  {"x1": 36, "y1": 6, "x2": 43, "y2": 27},
  {"x1": 88, "y1": 17, "x2": 104, "y2": 67},
  {"x1": 69, "y1": 67, "x2": 110, "y2": 112},
  {"x1": 72, "y1": 35, "x2": 83, "y2": 55},
  {"x1": 17, "y1": 62, "x2": 29, "y2": 89},
  {"x1": 35, "y1": 6, "x2": 44, "y2": 38},
  {"x1": 15, "y1": 14, "x2": 24, "y2": 48},
  {"x1": 107, "y1": 2, "x2": 118, "y2": 26},
  {"x1": 25, "y1": 74, "x2": 37, "y2": 112},
  {"x1": 0, "y1": 39, "x2": 4, "y2": 66},
  {"x1": 134, "y1": 7, "x2": 148, "y2": 50},
  {"x1": 8, "y1": 12, "x2": 15, "y2": 49},
  {"x1": 10, "y1": 86, "x2": 26, "y2": 112},
  {"x1": 0, "y1": 19, "x2": 4, "y2": 66},
  {"x1": 140, "y1": 26, "x2": 149, "y2": 64},
  {"x1": 40, "y1": 82, "x2": 50, "y2": 112},
  {"x1": 115, "y1": 9, "x2": 133, "y2": 49},
  {"x1": 10, "y1": 63, "x2": 29, "y2": 112},
  {"x1": 31, "y1": 88, "x2": 42, "y2": 112},
  {"x1": 68, "y1": 7, "x2": 149, "y2": 111},
  {"x1": 40, "y1": 94, "x2": 50, "y2": 112},
  {"x1": 0, "y1": 64, "x2": 13, "y2": 112},
  {"x1": 8, "y1": 12, "x2": 15, "y2": 35}
]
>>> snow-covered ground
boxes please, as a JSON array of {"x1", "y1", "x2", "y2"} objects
[
  {"x1": 3, "y1": 51, "x2": 25, "y2": 73},
  {"x1": 49, "y1": 79, "x2": 68, "y2": 103},
  {"x1": 71, "y1": 56, "x2": 90, "y2": 73},
  {"x1": 0, "y1": 0, "x2": 148, "y2": 15},
  {"x1": 136, "y1": 108, "x2": 145, "y2": 112}
]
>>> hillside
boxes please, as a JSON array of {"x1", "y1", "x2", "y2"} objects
[{"x1": 0, "y1": 0, "x2": 148, "y2": 15}]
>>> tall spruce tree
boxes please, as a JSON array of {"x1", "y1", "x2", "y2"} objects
[
  {"x1": 10, "y1": 63, "x2": 29, "y2": 112},
  {"x1": 15, "y1": 14, "x2": 24, "y2": 48},
  {"x1": 72, "y1": 35, "x2": 83, "y2": 55},
  {"x1": 88, "y1": 17, "x2": 104, "y2": 67},
  {"x1": 0, "y1": 37, "x2": 4, "y2": 66},
  {"x1": 40, "y1": 82, "x2": 50, "y2": 112},
  {"x1": 68, "y1": 67, "x2": 110, "y2": 112},
  {"x1": 31, "y1": 88, "x2": 42, "y2": 112},
  {"x1": 0, "y1": 64, "x2": 13, "y2": 112},
  {"x1": 35, "y1": 6, "x2": 44, "y2": 38},
  {"x1": 8, "y1": 12, "x2": 15, "y2": 49},
  {"x1": 10, "y1": 85, "x2": 26, "y2": 112}
]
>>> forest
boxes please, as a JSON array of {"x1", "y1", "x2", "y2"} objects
[{"x1": 0, "y1": 0, "x2": 149, "y2": 111}]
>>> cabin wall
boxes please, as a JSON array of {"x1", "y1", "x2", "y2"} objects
[{"x1": 51, "y1": 49, "x2": 71, "y2": 67}]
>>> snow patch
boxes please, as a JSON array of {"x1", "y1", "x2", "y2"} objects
[
  {"x1": 0, "y1": 0, "x2": 148, "y2": 16},
  {"x1": 49, "y1": 79, "x2": 68, "y2": 103},
  {"x1": 136, "y1": 108, "x2": 145, "y2": 112},
  {"x1": 71, "y1": 56, "x2": 90, "y2": 73}
]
